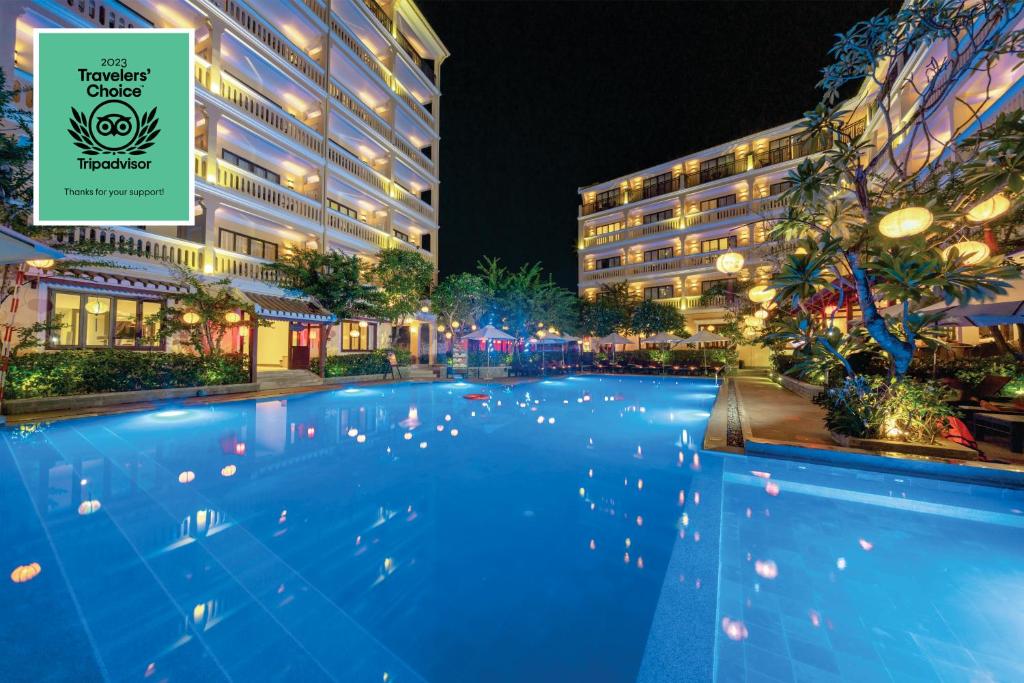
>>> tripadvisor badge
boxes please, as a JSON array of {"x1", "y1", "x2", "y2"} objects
[{"x1": 34, "y1": 29, "x2": 193, "y2": 225}]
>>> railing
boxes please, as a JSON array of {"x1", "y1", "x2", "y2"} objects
[
  {"x1": 581, "y1": 195, "x2": 624, "y2": 216},
  {"x1": 582, "y1": 217, "x2": 683, "y2": 248},
  {"x1": 61, "y1": 0, "x2": 151, "y2": 29},
  {"x1": 327, "y1": 142, "x2": 390, "y2": 194},
  {"x1": 397, "y1": 32, "x2": 435, "y2": 84},
  {"x1": 52, "y1": 226, "x2": 202, "y2": 270},
  {"x1": 680, "y1": 294, "x2": 732, "y2": 310},
  {"x1": 217, "y1": 72, "x2": 324, "y2": 155},
  {"x1": 581, "y1": 242, "x2": 776, "y2": 282},
  {"x1": 214, "y1": 161, "x2": 323, "y2": 224},
  {"x1": 753, "y1": 134, "x2": 830, "y2": 168},
  {"x1": 219, "y1": 0, "x2": 326, "y2": 89},
  {"x1": 327, "y1": 208, "x2": 408, "y2": 252},
  {"x1": 640, "y1": 176, "x2": 681, "y2": 200},
  {"x1": 390, "y1": 183, "x2": 434, "y2": 221},
  {"x1": 214, "y1": 249, "x2": 280, "y2": 284},
  {"x1": 327, "y1": 78, "x2": 435, "y2": 176},
  {"x1": 362, "y1": 0, "x2": 393, "y2": 32}
]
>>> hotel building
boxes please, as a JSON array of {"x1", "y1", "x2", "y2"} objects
[
  {"x1": 4, "y1": 0, "x2": 447, "y2": 378},
  {"x1": 576, "y1": 4, "x2": 1024, "y2": 365}
]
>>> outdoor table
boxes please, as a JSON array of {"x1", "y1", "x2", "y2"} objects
[{"x1": 973, "y1": 413, "x2": 1024, "y2": 453}]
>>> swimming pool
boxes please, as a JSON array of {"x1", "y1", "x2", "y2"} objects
[{"x1": 2, "y1": 375, "x2": 1022, "y2": 682}]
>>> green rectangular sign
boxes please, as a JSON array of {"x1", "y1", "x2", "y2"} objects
[{"x1": 34, "y1": 29, "x2": 194, "y2": 225}]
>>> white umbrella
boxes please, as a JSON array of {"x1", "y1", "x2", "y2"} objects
[
  {"x1": 0, "y1": 226, "x2": 63, "y2": 266},
  {"x1": 461, "y1": 324, "x2": 514, "y2": 367},
  {"x1": 595, "y1": 332, "x2": 631, "y2": 361},
  {"x1": 679, "y1": 330, "x2": 729, "y2": 367},
  {"x1": 644, "y1": 332, "x2": 685, "y2": 345}
]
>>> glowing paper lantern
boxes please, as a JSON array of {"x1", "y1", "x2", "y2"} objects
[
  {"x1": 451, "y1": 321, "x2": 461, "y2": 329},
  {"x1": 178, "y1": 470, "x2": 196, "y2": 484},
  {"x1": 879, "y1": 207, "x2": 932, "y2": 238},
  {"x1": 966, "y1": 193, "x2": 1010, "y2": 223},
  {"x1": 224, "y1": 311, "x2": 241, "y2": 324},
  {"x1": 85, "y1": 297, "x2": 110, "y2": 315},
  {"x1": 716, "y1": 251, "x2": 745, "y2": 274},
  {"x1": 754, "y1": 309, "x2": 769, "y2": 320},
  {"x1": 181, "y1": 310, "x2": 201, "y2": 325},
  {"x1": 748, "y1": 285, "x2": 775, "y2": 303},
  {"x1": 744, "y1": 315, "x2": 764, "y2": 328},
  {"x1": 25, "y1": 258, "x2": 54, "y2": 269},
  {"x1": 358, "y1": 320, "x2": 368, "y2": 328},
  {"x1": 349, "y1": 329, "x2": 360, "y2": 337},
  {"x1": 942, "y1": 240, "x2": 990, "y2": 266},
  {"x1": 10, "y1": 563, "x2": 41, "y2": 584}
]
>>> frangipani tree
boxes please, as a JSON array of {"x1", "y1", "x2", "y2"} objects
[
  {"x1": 430, "y1": 272, "x2": 487, "y2": 354},
  {"x1": 760, "y1": 0, "x2": 1024, "y2": 379}
]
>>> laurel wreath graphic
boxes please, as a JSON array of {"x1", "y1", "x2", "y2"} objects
[{"x1": 67, "y1": 106, "x2": 160, "y2": 156}]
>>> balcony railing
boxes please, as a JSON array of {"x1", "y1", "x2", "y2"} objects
[
  {"x1": 327, "y1": 142, "x2": 390, "y2": 195},
  {"x1": 684, "y1": 159, "x2": 745, "y2": 187},
  {"x1": 361, "y1": 0, "x2": 393, "y2": 32},
  {"x1": 208, "y1": 158, "x2": 323, "y2": 224},
  {"x1": 215, "y1": 70, "x2": 324, "y2": 155},
  {"x1": 580, "y1": 196, "x2": 787, "y2": 250},
  {"x1": 215, "y1": 248, "x2": 280, "y2": 284},
  {"x1": 581, "y1": 241, "x2": 778, "y2": 283},
  {"x1": 52, "y1": 226, "x2": 203, "y2": 271},
  {"x1": 397, "y1": 32, "x2": 436, "y2": 84},
  {"x1": 753, "y1": 134, "x2": 830, "y2": 168},
  {"x1": 326, "y1": 208, "x2": 420, "y2": 254},
  {"x1": 581, "y1": 195, "x2": 624, "y2": 216},
  {"x1": 219, "y1": 0, "x2": 326, "y2": 90}
]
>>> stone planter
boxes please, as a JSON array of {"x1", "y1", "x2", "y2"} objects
[
  {"x1": 829, "y1": 430, "x2": 978, "y2": 459},
  {"x1": 780, "y1": 375, "x2": 824, "y2": 401}
]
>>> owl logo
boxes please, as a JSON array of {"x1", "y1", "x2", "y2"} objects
[{"x1": 68, "y1": 99, "x2": 160, "y2": 156}]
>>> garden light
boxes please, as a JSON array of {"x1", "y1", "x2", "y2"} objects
[
  {"x1": 715, "y1": 251, "x2": 744, "y2": 274},
  {"x1": 747, "y1": 285, "x2": 775, "y2": 303},
  {"x1": 966, "y1": 193, "x2": 1010, "y2": 223},
  {"x1": 941, "y1": 240, "x2": 990, "y2": 266},
  {"x1": 879, "y1": 206, "x2": 932, "y2": 238}
]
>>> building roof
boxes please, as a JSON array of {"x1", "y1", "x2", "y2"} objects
[
  {"x1": 237, "y1": 291, "x2": 336, "y2": 323},
  {"x1": 0, "y1": 226, "x2": 63, "y2": 265}
]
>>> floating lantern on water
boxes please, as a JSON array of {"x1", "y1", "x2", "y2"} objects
[
  {"x1": 178, "y1": 470, "x2": 195, "y2": 484},
  {"x1": 10, "y1": 563, "x2": 41, "y2": 584},
  {"x1": 221, "y1": 464, "x2": 237, "y2": 477},
  {"x1": 77, "y1": 500, "x2": 102, "y2": 515}
]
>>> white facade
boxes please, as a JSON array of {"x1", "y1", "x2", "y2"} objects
[{"x1": 5, "y1": 0, "x2": 447, "y2": 367}]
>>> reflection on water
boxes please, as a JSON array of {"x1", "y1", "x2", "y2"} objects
[{"x1": 3, "y1": 377, "x2": 1023, "y2": 682}]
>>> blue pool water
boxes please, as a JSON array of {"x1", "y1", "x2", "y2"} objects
[{"x1": 1, "y1": 376, "x2": 1022, "y2": 682}]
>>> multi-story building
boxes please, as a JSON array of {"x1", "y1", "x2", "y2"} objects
[
  {"x1": 4, "y1": 0, "x2": 447, "y2": 376},
  {"x1": 577, "y1": 3, "x2": 1024, "y2": 365}
]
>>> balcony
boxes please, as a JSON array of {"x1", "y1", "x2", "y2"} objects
[
  {"x1": 753, "y1": 134, "x2": 830, "y2": 168},
  {"x1": 52, "y1": 226, "x2": 202, "y2": 271},
  {"x1": 684, "y1": 159, "x2": 745, "y2": 187},
  {"x1": 214, "y1": 248, "x2": 281, "y2": 284},
  {"x1": 581, "y1": 241, "x2": 777, "y2": 284},
  {"x1": 326, "y1": 208, "x2": 423, "y2": 255},
  {"x1": 197, "y1": 155, "x2": 323, "y2": 225},
  {"x1": 397, "y1": 32, "x2": 436, "y2": 84},
  {"x1": 580, "y1": 196, "x2": 787, "y2": 250},
  {"x1": 361, "y1": 0, "x2": 393, "y2": 32}
]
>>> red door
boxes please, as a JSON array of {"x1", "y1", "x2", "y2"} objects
[{"x1": 288, "y1": 325, "x2": 310, "y2": 369}]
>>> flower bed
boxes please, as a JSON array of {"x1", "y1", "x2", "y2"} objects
[{"x1": 5, "y1": 350, "x2": 249, "y2": 399}]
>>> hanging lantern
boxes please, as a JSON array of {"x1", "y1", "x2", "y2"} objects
[
  {"x1": 794, "y1": 247, "x2": 808, "y2": 256},
  {"x1": 966, "y1": 193, "x2": 1010, "y2": 223},
  {"x1": 706, "y1": 325, "x2": 715, "y2": 332},
  {"x1": 942, "y1": 240, "x2": 991, "y2": 266},
  {"x1": 445, "y1": 332, "x2": 452, "y2": 339},
  {"x1": 420, "y1": 305, "x2": 429, "y2": 313},
  {"x1": 437, "y1": 323, "x2": 446, "y2": 332},
  {"x1": 716, "y1": 251, "x2": 744, "y2": 274},
  {"x1": 747, "y1": 285, "x2": 775, "y2": 303},
  {"x1": 879, "y1": 207, "x2": 933, "y2": 238},
  {"x1": 743, "y1": 315, "x2": 763, "y2": 328},
  {"x1": 742, "y1": 327, "x2": 757, "y2": 340},
  {"x1": 358, "y1": 320, "x2": 368, "y2": 328},
  {"x1": 25, "y1": 258, "x2": 54, "y2": 269},
  {"x1": 754, "y1": 309, "x2": 769, "y2": 320},
  {"x1": 10, "y1": 563, "x2": 41, "y2": 584},
  {"x1": 471, "y1": 324, "x2": 478, "y2": 331},
  {"x1": 224, "y1": 311, "x2": 241, "y2": 324},
  {"x1": 85, "y1": 297, "x2": 110, "y2": 315},
  {"x1": 181, "y1": 310, "x2": 201, "y2": 325},
  {"x1": 349, "y1": 329, "x2": 360, "y2": 337},
  {"x1": 451, "y1": 321, "x2": 461, "y2": 329}
]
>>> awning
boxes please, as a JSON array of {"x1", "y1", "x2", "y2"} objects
[
  {"x1": 0, "y1": 226, "x2": 63, "y2": 265},
  {"x1": 237, "y1": 291, "x2": 336, "y2": 323}
]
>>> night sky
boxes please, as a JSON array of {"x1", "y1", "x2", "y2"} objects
[{"x1": 419, "y1": 1, "x2": 893, "y2": 289}]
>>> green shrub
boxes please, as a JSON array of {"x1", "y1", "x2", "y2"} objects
[
  {"x1": 6, "y1": 350, "x2": 249, "y2": 399},
  {"x1": 618, "y1": 348, "x2": 738, "y2": 368},
  {"x1": 311, "y1": 349, "x2": 411, "y2": 377},
  {"x1": 913, "y1": 354, "x2": 1024, "y2": 397},
  {"x1": 814, "y1": 376, "x2": 957, "y2": 443}
]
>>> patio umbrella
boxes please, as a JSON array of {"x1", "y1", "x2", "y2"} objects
[
  {"x1": 461, "y1": 324, "x2": 514, "y2": 367},
  {"x1": 0, "y1": 226, "x2": 63, "y2": 266},
  {"x1": 679, "y1": 330, "x2": 729, "y2": 367},
  {"x1": 596, "y1": 332, "x2": 631, "y2": 361},
  {"x1": 918, "y1": 277, "x2": 1024, "y2": 326},
  {"x1": 644, "y1": 332, "x2": 685, "y2": 346}
]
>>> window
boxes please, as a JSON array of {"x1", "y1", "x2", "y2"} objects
[
  {"x1": 393, "y1": 229, "x2": 412, "y2": 244},
  {"x1": 594, "y1": 256, "x2": 621, "y2": 270},
  {"x1": 586, "y1": 221, "x2": 622, "y2": 237},
  {"x1": 342, "y1": 320, "x2": 377, "y2": 351},
  {"x1": 701, "y1": 278, "x2": 736, "y2": 293},
  {"x1": 594, "y1": 188, "x2": 620, "y2": 211},
  {"x1": 699, "y1": 194, "x2": 737, "y2": 212},
  {"x1": 642, "y1": 171, "x2": 676, "y2": 198},
  {"x1": 769, "y1": 180, "x2": 795, "y2": 196},
  {"x1": 219, "y1": 229, "x2": 279, "y2": 261},
  {"x1": 48, "y1": 291, "x2": 163, "y2": 349},
  {"x1": 643, "y1": 247, "x2": 674, "y2": 262},
  {"x1": 643, "y1": 285, "x2": 674, "y2": 300},
  {"x1": 642, "y1": 209, "x2": 673, "y2": 224},
  {"x1": 327, "y1": 197, "x2": 360, "y2": 220},
  {"x1": 700, "y1": 235, "x2": 738, "y2": 253},
  {"x1": 222, "y1": 149, "x2": 281, "y2": 185}
]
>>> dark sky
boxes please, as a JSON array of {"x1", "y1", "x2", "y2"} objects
[{"x1": 419, "y1": 1, "x2": 893, "y2": 289}]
